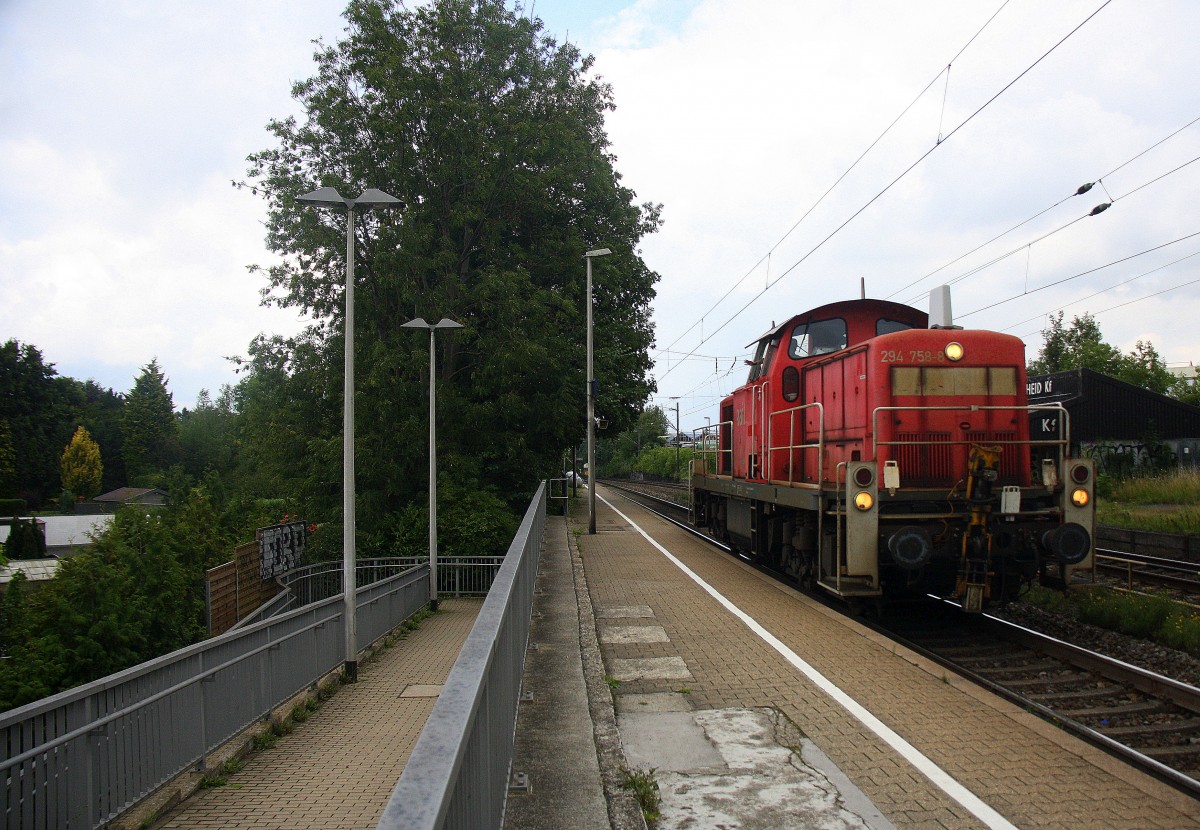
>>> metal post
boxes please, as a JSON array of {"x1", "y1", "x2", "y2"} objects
[
  {"x1": 296, "y1": 185, "x2": 401, "y2": 684},
  {"x1": 587, "y1": 254, "x2": 596, "y2": 535},
  {"x1": 674, "y1": 401, "x2": 681, "y2": 479},
  {"x1": 428, "y1": 326, "x2": 439, "y2": 612},
  {"x1": 343, "y1": 206, "x2": 358, "y2": 682}
]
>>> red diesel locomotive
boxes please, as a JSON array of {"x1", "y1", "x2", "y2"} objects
[{"x1": 689, "y1": 296, "x2": 1095, "y2": 611}]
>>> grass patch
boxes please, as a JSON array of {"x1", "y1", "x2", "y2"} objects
[
  {"x1": 1097, "y1": 469, "x2": 1200, "y2": 534},
  {"x1": 1108, "y1": 469, "x2": 1200, "y2": 504},
  {"x1": 1021, "y1": 584, "x2": 1200, "y2": 656},
  {"x1": 621, "y1": 766, "x2": 662, "y2": 827}
]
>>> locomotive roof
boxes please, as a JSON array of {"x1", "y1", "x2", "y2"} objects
[{"x1": 745, "y1": 298, "x2": 928, "y2": 347}]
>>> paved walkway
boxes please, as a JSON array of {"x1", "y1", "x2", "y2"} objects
[{"x1": 149, "y1": 597, "x2": 482, "y2": 830}]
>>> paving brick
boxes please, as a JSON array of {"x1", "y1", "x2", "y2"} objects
[
  {"x1": 579, "y1": 489, "x2": 1200, "y2": 830},
  {"x1": 150, "y1": 598, "x2": 481, "y2": 830}
]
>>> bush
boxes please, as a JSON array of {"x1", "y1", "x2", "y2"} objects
[
  {"x1": 0, "y1": 499, "x2": 26, "y2": 517},
  {"x1": 3, "y1": 519, "x2": 46, "y2": 559}
]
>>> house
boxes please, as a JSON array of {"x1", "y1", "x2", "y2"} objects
[{"x1": 91, "y1": 487, "x2": 168, "y2": 511}]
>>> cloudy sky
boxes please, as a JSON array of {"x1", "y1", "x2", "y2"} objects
[{"x1": 3, "y1": 1, "x2": 1199, "y2": 433}]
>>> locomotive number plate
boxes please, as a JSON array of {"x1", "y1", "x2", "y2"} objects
[{"x1": 879, "y1": 349, "x2": 947, "y2": 364}]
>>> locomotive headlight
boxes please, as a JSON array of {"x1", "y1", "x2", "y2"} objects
[
  {"x1": 1070, "y1": 488, "x2": 1090, "y2": 508},
  {"x1": 945, "y1": 342, "x2": 965, "y2": 362},
  {"x1": 854, "y1": 491, "x2": 874, "y2": 511}
]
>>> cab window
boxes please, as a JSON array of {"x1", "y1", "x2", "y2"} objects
[
  {"x1": 789, "y1": 318, "x2": 847, "y2": 359},
  {"x1": 747, "y1": 333, "x2": 783, "y2": 381},
  {"x1": 877, "y1": 318, "x2": 913, "y2": 336}
]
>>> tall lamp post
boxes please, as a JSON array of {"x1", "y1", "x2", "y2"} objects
[
  {"x1": 296, "y1": 186, "x2": 401, "y2": 682},
  {"x1": 401, "y1": 317, "x2": 463, "y2": 611},
  {"x1": 585, "y1": 247, "x2": 611, "y2": 534}
]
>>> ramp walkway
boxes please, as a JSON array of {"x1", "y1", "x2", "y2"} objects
[{"x1": 143, "y1": 597, "x2": 482, "y2": 830}]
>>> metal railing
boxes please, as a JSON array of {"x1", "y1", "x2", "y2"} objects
[
  {"x1": 0, "y1": 565, "x2": 430, "y2": 829},
  {"x1": 376, "y1": 482, "x2": 547, "y2": 830},
  {"x1": 236, "y1": 557, "x2": 504, "y2": 629}
]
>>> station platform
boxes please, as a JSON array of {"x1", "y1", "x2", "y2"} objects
[{"x1": 509, "y1": 485, "x2": 1200, "y2": 830}]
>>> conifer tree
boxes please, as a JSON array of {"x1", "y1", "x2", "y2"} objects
[
  {"x1": 60, "y1": 425, "x2": 103, "y2": 500},
  {"x1": 121, "y1": 359, "x2": 180, "y2": 485}
]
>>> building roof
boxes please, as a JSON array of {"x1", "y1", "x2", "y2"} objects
[
  {"x1": 94, "y1": 487, "x2": 167, "y2": 504},
  {"x1": 1028, "y1": 367, "x2": 1200, "y2": 442},
  {"x1": 0, "y1": 558, "x2": 61, "y2": 585}
]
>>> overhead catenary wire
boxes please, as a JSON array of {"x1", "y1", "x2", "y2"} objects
[
  {"x1": 654, "y1": 0, "x2": 1015, "y2": 366},
  {"x1": 655, "y1": 0, "x2": 1115, "y2": 386},
  {"x1": 889, "y1": 114, "x2": 1200, "y2": 303},
  {"x1": 959, "y1": 229, "x2": 1200, "y2": 319},
  {"x1": 1001, "y1": 248, "x2": 1200, "y2": 333}
]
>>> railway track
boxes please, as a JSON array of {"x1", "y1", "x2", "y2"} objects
[{"x1": 600, "y1": 478, "x2": 1200, "y2": 798}]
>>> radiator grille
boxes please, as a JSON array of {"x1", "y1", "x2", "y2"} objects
[{"x1": 896, "y1": 432, "x2": 952, "y2": 483}]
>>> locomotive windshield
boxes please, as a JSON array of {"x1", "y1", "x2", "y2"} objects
[
  {"x1": 789, "y1": 318, "x2": 847, "y2": 358},
  {"x1": 876, "y1": 318, "x2": 914, "y2": 335}
]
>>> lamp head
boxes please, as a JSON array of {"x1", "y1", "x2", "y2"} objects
[
  {"x1": 585, "y1": 247, "x2": 612, "y2": 258},
  {"x1": 297, "y1": 187, "x2": 402, "y2": 210}
]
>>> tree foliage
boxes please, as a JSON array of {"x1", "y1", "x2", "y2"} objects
[
  {"x1": 1029, "y1": 312, "x2": 1177, "y2": 395},
  {"x1": 61, "y1": 425, "x2": 104, "y2": 500},
  {"x1": 0, "y1": 340, "x2": 82, "y2": 507},
  {"x1": 239, "y1": 0, "x2": 661, "y2": 546},
  {"x1": 122, "y1": 359, "x2": 180, "y2": 485},
  {"x1": 0, "y1": 419, "x2": 16, "y2": 498}
]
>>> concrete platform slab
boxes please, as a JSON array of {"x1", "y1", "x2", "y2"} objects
[
  {"x1": 618, "y1": 710, "x2": 726, "y2": 771},
  {"x1": 609, "y1": 656, "x2": 693, "y2": 682},
  {"x1": 618, "y1": 692, "x2": 694, "y2": 713},
  {"x1": 597, "y1": 605, "x2": 655, "y2": 619},
  {"x1": 599, "y1": 624, "x2": 670, "y2": 644},
  {"x1": 644, "y1": 707, "x2": 898, "y2": 830}
]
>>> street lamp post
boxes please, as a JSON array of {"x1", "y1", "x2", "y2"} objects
[
  {"x1": 669, "y1": 397, "x2": 681, "y2": 479},
  {"x1": 584, "y1": 247, "x2": 611, "y2": 534},
  {"x1": 401, "y1": 317, "x2": 463, "y2": 612},
  {"x1": 296, "y1": 186, "x2": 401, "y2": 682}
]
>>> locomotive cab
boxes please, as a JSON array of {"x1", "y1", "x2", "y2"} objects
[{"x1": 691, "y1": 294, "x2": 1094, "y2": 613}]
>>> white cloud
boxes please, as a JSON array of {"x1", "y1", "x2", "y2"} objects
[{"x1": 583, "y1": 0, "x2": 1200, "y2": 417}]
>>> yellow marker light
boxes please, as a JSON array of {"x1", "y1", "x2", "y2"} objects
[
  {"x1": 1070, "y1": 489, "x2": 1090, "y2": 508},
  {"x1": 854, "y1": 491, "x2": 874, "y2": 511},
  {"x1": 945, "y1": 342, "x2": 965, "y2": 362}
]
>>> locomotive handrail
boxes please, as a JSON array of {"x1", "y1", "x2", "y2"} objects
[
  {"x1": 765, "y1": 400, "x2": 824, "y2": 486},
  {"x1": 692, "y1": 421, "x2": 732, "y2": 476},
  {"x1": 869, "y1": 404, "x2": 1070, "y2": 461}
]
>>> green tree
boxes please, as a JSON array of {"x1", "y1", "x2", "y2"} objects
[
  {"x1": 239, "y1": 0, "x2": 660, "y2": 545},
  {"x1": 1028, "y1": 313, "x2": 1123, "y2": 377},
  {"x1": 1120, "y1": 340, "x2": 1175, "y2": 395},
  {"x1": 179, "y1": 387, "x2": 239, "y2": 479},
  {"x1": 61, "y1": 425, "x2": 104, "y2": 500},
  {"x1": 0, "y1": 419, "x2": 16, "y2": 498},
  {"x1": 1029, "y1": 313, "x2": 1177, "y2": 395},
  {"x1": 122, "y1": 359, "x2": 180, "y2": 485},
  {"x1": 77, "y1": 380, "x2": 127, "y2": 492},
  {"x1": 1170, "y1": 371, "x2": 1200, "y2": 407},
  {"x1": 0, "y1": 340, "x2": 82, "y2": 507}
]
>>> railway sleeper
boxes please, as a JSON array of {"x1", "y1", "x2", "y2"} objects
[
  {"x1": 1026, "y1": 684, "x2": 1127, "y2": 702},
  {"x1": 966, "y1": 659, "x2": 1067, "y2": 675},
  {"x1": 1098, "y1": 718, "x2": 1200, "y2": 737},
  {"x1": 1060, "y1": 699, "x2": 1173, "y2": 718},
  {"x1": 1001, "y1": 671, "x2": 1094, "y2": 688}
]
